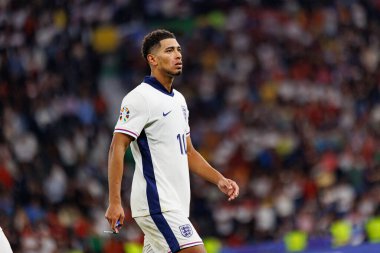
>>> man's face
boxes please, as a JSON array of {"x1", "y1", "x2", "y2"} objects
[{"x1": 149, "y1": 38, "x2": 183, "y2": 76}]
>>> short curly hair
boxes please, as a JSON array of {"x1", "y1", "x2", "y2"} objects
[{"x1": 141, "y1": 29, "x2": 176, "y2": 61}]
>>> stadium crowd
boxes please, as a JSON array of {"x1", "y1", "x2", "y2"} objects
[{"x1": 1, "y1": 0, "x2": 380, "y2": 252}]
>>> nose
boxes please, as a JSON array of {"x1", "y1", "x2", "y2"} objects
[{"x1": 175, "y1": 49, "x2": 182, "y2": 59}]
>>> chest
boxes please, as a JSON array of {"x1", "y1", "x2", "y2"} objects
[{"x1": 146, "y1": 95, "x2": 189, "y2": 138}]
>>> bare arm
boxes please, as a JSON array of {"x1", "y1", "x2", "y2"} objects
[
  {"x1": 105, "y1": 133, "x2": 133, "y2": 232},
  {"x1": 186, "y1": 136, "x2": 239, "y2": 201}
]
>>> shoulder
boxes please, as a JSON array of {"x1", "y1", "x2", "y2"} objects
[
  {"x1": 122, "y1": 84, "x2": 149, "y2": 103},
  {"x1": 173, "y1": 89, "x2": 186, "y2": 102}
]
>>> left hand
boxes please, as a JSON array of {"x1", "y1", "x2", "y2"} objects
[{"x1": 217, "y1": 178, "x2": 239, "y2": 201}]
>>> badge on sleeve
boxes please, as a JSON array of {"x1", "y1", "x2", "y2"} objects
[{"x1": 119, "y1": 106, "x2": 130, "y2": 122}]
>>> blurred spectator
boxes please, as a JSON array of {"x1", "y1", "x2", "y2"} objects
[{"x1": 0, "y1": 0, "x2": 380, "y2": 252}]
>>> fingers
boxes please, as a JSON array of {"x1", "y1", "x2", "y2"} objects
[
  {"x1": 113, "y1": 221, "x2": 120, "y2": 233},
  {"x1": 105, "y1": 215, "x2": 116, "y2": 231},
  {"x1": 117, "y1": 216, "x2": 124, "y2": 228},
  {"x1": 218, "y1": 178, "x2": 239, "y2": 201},
  {"x1": 108, "y1": 217, "x2": 124, "y2": 233},
  {"x1": 105, "y1": 207, "x2": 125, "y2": 234},
  {"x1": 110, "y1": 218, "x2": 117, "y2": 232},
  {"x1": 115, "y1": 214, "x2": 125, "y2": 233},
  {"x1": 227, "y1": 179, "x2": 239, "y2": 201},
  {"x1": 230, "y1": 180, "x2": 239, "y2": 196}
]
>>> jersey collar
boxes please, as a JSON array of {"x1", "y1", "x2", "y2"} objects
[{"x1": 143, "y1": 76, "x2": 174, "y2": 97}]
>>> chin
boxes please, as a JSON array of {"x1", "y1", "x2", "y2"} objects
[{"x1": 168, "y1": 70, "x2": 182, "y2": 77}]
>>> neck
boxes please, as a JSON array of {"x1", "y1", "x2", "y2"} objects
[{"x1": 151, "y1": 71, "x2": 174, "y2": 93}]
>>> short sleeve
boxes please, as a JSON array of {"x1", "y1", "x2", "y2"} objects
[{"x1": 114, "y1": 92, "x2": 149, "y2": 139}]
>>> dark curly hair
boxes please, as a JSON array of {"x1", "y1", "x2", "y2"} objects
[{"x1": 141, "y1": 29, "x2": 176, "y2": 61}]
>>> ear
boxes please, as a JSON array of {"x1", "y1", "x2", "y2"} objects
[{"x1": 147, "y1": 54, "x2": 157, "y2": 66}]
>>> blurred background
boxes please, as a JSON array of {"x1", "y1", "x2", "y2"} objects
[{"x1": 1, "y1": 0, "x2": 380, "y2": 252}]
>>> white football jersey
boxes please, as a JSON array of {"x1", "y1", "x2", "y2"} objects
[
  {"x1": 114, "y1": 76, "x2": 191, "y2": 218},
  {"x1": 0, "y1": 227, "x2": 13, "y2": 253}
]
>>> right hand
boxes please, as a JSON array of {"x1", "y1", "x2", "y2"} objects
[{"x1": 105, "y1": 203, "x2": 125, "y2": 233}]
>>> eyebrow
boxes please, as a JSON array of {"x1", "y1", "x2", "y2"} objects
[{"x1": 164, "y1": 46, "x2": 181, "y2": 51}]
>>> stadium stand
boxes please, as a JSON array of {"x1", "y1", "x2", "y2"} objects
[{"x1": 0, "y1": 0, "x2": 380, "y2": 252}]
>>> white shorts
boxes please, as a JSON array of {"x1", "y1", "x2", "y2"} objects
[
  {"x1": 135, "y1": 211, "x2": 203, "y2": 253},
  {"x1": 0, "y1": 227, "x2": 13, "y2": 253}
]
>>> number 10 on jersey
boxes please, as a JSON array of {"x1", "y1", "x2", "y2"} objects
[{"x1": 177, "y1": 134, "x2": 187, "y2": 155}]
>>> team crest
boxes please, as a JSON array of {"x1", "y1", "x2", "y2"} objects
[
  {"x1": 179, "y1": 224, "x2": 193, "y2": 238},
  {"x1": 119, "y1": 106, "x2": 130, "y2": 122},
  {"x1": 181, "y1": 105, "x2": 187, "y2": 121}
]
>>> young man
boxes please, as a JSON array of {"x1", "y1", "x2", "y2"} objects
[
  {"x1": 0, "y1": 227, "x2": 13, "y2": 253},
  {"x1": 105, "y1": 29, "x2": 239, "y2": 253}
]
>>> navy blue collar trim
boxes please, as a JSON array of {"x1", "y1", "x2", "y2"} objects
[{"x1": 143, "y1": 76, "x2": 174, "y2": 97}]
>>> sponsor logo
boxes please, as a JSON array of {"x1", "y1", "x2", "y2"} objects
[{"x1": 163, "y1": 110, "x2": 172, "y2": 117}]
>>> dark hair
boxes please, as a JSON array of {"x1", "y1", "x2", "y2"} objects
[{"x1": 141, "y1": 29, "x2": 175, "y2": 60}]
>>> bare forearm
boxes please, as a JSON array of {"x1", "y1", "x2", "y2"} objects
[
  {"x1": 186, "y1": 136, "x2": 239, "y2": 201},
  {"x1": 108, "y1": 146, "x2": 125, "y2": 204},
  {"x1": 188, "y1": 149, "x2": 224, "y2": 185},
  {"x1": 105, "y1": 133, "x2": 132, "y2": 231},
  {"x1": 107, "y1": 134, "x2": 132, "y2": 205}
]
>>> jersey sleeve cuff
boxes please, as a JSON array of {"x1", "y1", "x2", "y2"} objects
[{"x1": 114, "y1": 128, "x2": 139, "y2": 139}]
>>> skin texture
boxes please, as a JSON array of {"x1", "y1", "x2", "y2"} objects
[
  {"x1": 147, "y1": 38, "x2": 183, "y2": 91},
  {"x1": 105, "y1": 37, "x2": 239, "y2": 253}
]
